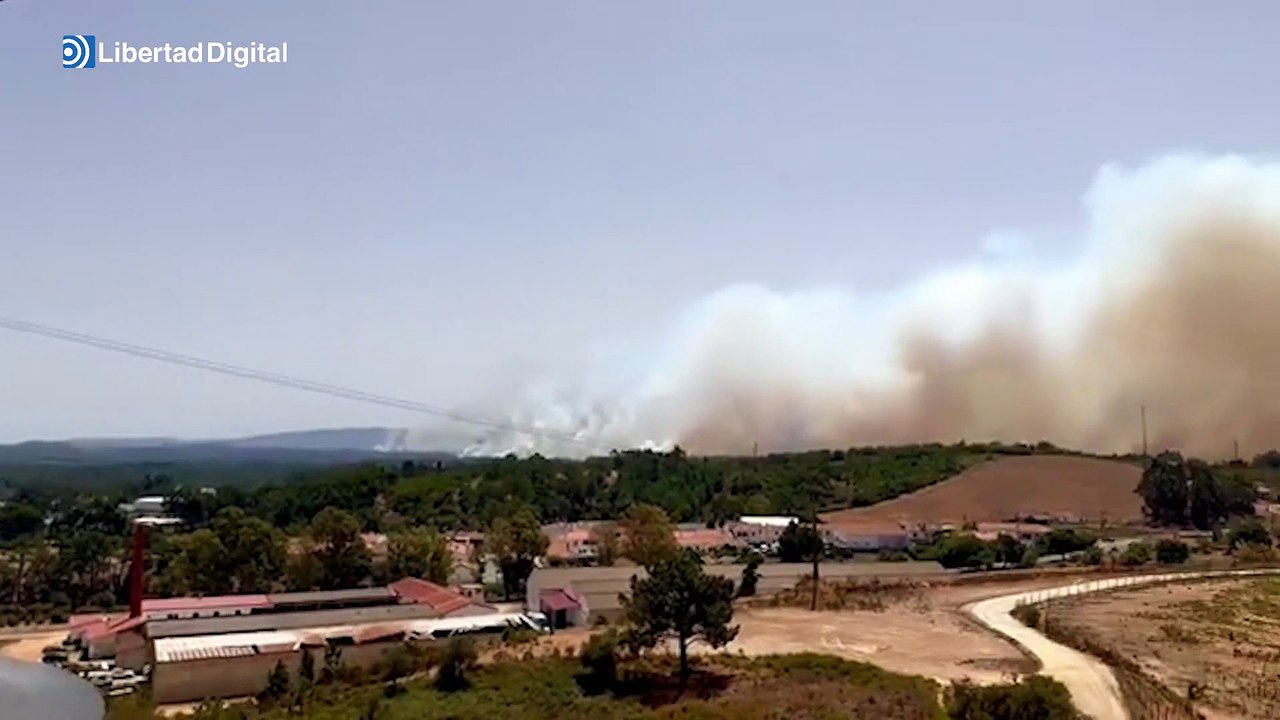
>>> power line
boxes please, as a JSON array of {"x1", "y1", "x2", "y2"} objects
[{"x1": 0, "y1": 315, "x2": 618, "y2": 452}]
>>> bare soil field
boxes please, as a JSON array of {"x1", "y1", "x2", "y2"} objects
[
  {"x1": 1052, "y1": 577, "x2": 1280, "y2": 719},
  {"x1": 0, "y1": 629, "x2": 63, "y2": 663},
  {"x1": 530, "y1": 579, "x2": 1085, "y2": 685},
  {"x1": 718, "y1": 605, "x2": 1033, "y2": 683},
  {"x1": 822, "y1": 455, "x2": 1144, "y2": 531}
]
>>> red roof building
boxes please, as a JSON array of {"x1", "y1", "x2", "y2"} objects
[
  {"x1": 673, "y1": 527, "x2": 741, "y2": 551},
  {"x1": 388, "y1": 578, "x2": 491, "y2": 617}
]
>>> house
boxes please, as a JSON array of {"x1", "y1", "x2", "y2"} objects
[
  {"x1": 543, "y1": 522, "x2": 607, "y2": 562},
  {"x1": 673, "y1": 527, "x2": 742, "y2": 553},
  {"x1": 973, "y1": 522, "x2": 1053, "y2": 543},
  {"x1": 727, "y1": 516, "x2": 799, "y2": 544},
  {"x1": 827, "y1": 529, "x2": 911, "y2": 552},
  {"x1": 536, "y1": 588, "x2": 587, "y2": 629}
]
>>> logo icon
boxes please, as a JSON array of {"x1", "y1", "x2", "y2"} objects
[{"x1": 63, "y1": 35, "x2": 96, "y2": 69}]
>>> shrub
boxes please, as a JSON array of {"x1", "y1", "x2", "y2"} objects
[
  {"x1": 936, "y1": 534, "x2": 993, "y2": 570},
  {"x1": 948, "y1": 675, "x2": 1079, "y2": 719},
  {"x1": 877, "y1": 548, "x2": 910, "y2": 562},
  {"x1": 434, "y1": 637, "x2": 479, "y2": 692},
  {"x1": 1038, "y1": 528, "x2": 1097, "y2": 556},
  {"x1": 1155, "y1": 539, "x2": 1190, "y2": 565},
  {"x1": 503, "y1": 627, "x2": 539, "y2": 645},
  {"x1": 1228, "y1": 519, "x2": 1271, "y2": 552},
  {"x1": 1018, "y1": 546, "x2": 1041, "y2": 568},
  {"x1": 1012, "y1": 603, "x2": 1041, "y2": 629},
  {"x1": 256, "y1": 660, "x2": 291, "y2": 707},
  {"x1": 578, "y1": 628, "x2": 620, "y2": 694},
  {"x1": 1233, "y1": 544, "x2": 1278, "y2": 565},
  {"x1": 1120, "y1": 541, "x2": 1154, "y2": 567},
  {"x1": 379, "y1": 644, "x2": 415, "y2": 693},
  {"x1": 1080, "y1": 546, "x2": 1103, "y2": 566}
]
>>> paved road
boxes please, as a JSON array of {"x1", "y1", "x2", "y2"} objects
[{"x1": 966, "y1": 569, "x2": 1280, "y2": 720}]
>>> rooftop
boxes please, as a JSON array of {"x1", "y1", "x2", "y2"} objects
[
  {"x1": 152, "y1": 612, "x2": 534, "y2": 664},
  {"x1": 735, "y1": 516, "x2": 801, "y2": 527},
  {"x1": 389, "y1": 578, "x2": 482, "y2": 616},
  {"x1": 267, "y1": 588, "x2": 396, "y2": 606},
  {"x1": 144, "y1": 594, "x2": 273, "y2": 612},
  {"x1": 146, "y1": 603, "x2": 439, "y2": 639}
]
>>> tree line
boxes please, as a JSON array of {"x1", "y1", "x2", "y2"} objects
[{"x1": 3, "y1": 443, "x2": 1272, "y2": 624}]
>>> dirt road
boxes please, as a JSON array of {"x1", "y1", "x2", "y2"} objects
[
  {"x1": 0, "y1": 629, "x2": 65, "y2": 663},
  {"x1": 966, "y1": 569, "x2": 1280, "y2": 720},
  {"x1": 969, "y1": 584, "x2": 1126, "y2": 719}
]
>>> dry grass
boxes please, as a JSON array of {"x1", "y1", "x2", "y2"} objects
[
  {"x1": 1050, "y1": 577, "x2": 1280, "y2": 719},
  {"x1": 822, "y1": 455, "x2": 1144, "y2": 530},
  {"x1": 757, "y1": 576, "x2": 931, "y2": 612}
]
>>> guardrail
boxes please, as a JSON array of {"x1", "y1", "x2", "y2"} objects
[
  {"x1": 1011, "y1": 567, "x2": 1280, "y2": 609},
  {"x1": 1007, "y1": 567, "x2": 1280, "y2": 720}
]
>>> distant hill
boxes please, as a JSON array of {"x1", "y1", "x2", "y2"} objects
[{"x1": 0, "y1": 427, "x2": 460, "y2": 466}]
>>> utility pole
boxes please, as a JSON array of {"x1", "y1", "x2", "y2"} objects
[
  {"x1": 810, "y1": 503, "x2": 820, "y2": 611},
  {"x1": 1234, "y1": 438, "x2": 1240, "y2": 462},
  {"x1": 1141, "y1": 405, "x2": 1148, "y2": 457}
]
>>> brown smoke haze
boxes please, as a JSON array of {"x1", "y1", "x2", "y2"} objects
[{"x1": 470, "y1": 156, "x2": 1280, "y2": 459}]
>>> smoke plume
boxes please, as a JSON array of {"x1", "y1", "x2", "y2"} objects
[{"x1": 465, "y1": 155, "x2": 1280, "y2": 459}]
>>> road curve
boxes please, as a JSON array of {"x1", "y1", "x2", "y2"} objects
[{"x1": 965, "y1": 569, "x2": 1280, "y2": 720}]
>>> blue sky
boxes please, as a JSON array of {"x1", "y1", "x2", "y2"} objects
[{"x1": 1, "y1": 2, "x2": 1277, "y2": 443}]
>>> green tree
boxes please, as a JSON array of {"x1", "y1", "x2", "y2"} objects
[
  {"x1": 936, "y1": 534, "x2": 993, "y2": 570},
  {"x1": 1137, "y1": 452, "x2": 1191, "y2": 526},
  {"x1": 55, "y1": 531, "x2": 119, "y2": 608},
  {"x1": 286, "y1": 541, "x2": 325, "y2": 592},
  {"x1": 298, "y1": 647, "x2": 316, "y2": 685},
  {"x1": 257, "y1": 660, "x2": 291, "y2": 707},
  {"x1": 308, "y1": 507, "x2": 372, "y2": 590},
  {"x1": 1137, "y1": 453, "x2": 1257, "y2": 530},
  {"x1": 991, "y1": 534, "x2": 1025, "y2": 565},
  {"x1": 320, "y1": 644, "x2": 344, "y2": 685},
  {"x1": 618, "y1": 503, "x2": 678, "y2": 568},
  {"x1": 212, "y1": 507, "x2": 287, "y2": 593},
  {"x1": 589, "y1": 522, "x2": 620, "y2": 567},
  {"x1": 738, "y1": 552, "x2": 763, "y2": 598},
  {"x1": 0, "y1": 503, "x2": 45, "y2": 542},
  {"x1": 777, "y1": 521, "x2": 823, "y2": 564},
  {"x1": 166, "y1": 528, "x2": 230, "y2": 595},
  {"x1": 384, "y1": 528, "x2": 452, "y2": 584},
  {"x1": 622, "y1": 548, "x2": 738, "y2": 683},
  {"x1": 486, "y1": 502, "x2": 548, "y2": 599}
]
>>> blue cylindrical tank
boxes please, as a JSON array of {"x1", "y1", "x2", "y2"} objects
[{"x1": 0, "y1": 657, "x2": 104, "y2": 720}]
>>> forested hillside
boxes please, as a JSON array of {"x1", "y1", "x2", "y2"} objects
[{"x1": 3, "y1": 441, "x2": 1092, "y2": 531}]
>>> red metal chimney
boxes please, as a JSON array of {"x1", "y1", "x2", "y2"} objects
[{"x1": 128, "y1": 522, "x2": 148, "y2": 618}]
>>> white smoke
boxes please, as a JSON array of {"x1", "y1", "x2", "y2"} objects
[{"x1": 464, "y1": 154, "x2": 1280, "y2": 459}]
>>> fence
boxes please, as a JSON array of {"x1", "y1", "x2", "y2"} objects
[{"x1": 1010, "y1": 569, "x2": 1280, "y2": 720}]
